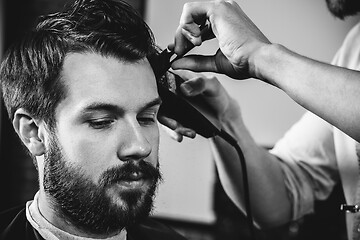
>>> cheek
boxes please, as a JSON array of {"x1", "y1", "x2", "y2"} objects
[
  {"x1": 153, "y1": 129, "x2": 161, "y2": 164},
  {"x1": 57, "y1": 133, "x2": 115, "y2": 180},
  {"x1": 145, "y1": 126, "x2": 160, "y2": 167},
  {"x1": 56, "y1": 124, "x2": 160, "y2": 178}
]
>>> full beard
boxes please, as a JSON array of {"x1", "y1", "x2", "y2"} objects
[
  {"x1": 326, "y1": 0, "x2": 360, "y2": 19},
  {"x1": 43, "y1": 135, "x2": 162, "y2": 236}
]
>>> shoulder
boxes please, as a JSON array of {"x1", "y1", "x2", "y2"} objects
[
  {"x1": 127, "y1": 218, "x2": 187, "y2": 240},
  {"x1": 333, "y1": 21, "x2": 360, "y2": 68},
  {"x1": 0, "y1": 205, "x2": 43, "y2": 240},
  {"x1": 0, "y1": 205, "x2": 26, "y2": 229},
  {"x1": 344, "y1": 22, "x2": 360, "y2": 45}
]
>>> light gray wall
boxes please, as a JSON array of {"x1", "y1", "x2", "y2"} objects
[{"x1": 147, "y1": 0, "x2": 360, "y2": 223}]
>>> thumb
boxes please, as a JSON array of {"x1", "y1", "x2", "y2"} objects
[
  {"x1": 172, "y1": 50, "x2": 248, "y2": 80},
  {"x1": 171, "y1": 54, "x2": 218, "y2": 73}
]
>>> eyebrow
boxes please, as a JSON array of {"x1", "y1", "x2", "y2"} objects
[
  {"x1": 80, "y1": 97, "x2": 162, "y2": 115},
  {"x1": 140, "y1": 97, "x2": 162, "y2": 112}
]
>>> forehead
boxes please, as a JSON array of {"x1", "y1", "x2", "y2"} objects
[{"x1": 58, "y1": 52, "x2": 158, "y2": 113}]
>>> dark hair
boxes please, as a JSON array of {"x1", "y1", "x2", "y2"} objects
[{"x1": 0, "y1": 0, "x2": 157, "y2": 127}]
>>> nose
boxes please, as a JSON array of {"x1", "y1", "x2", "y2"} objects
[{"x1": 117, "y1": 119, "x2": 152, "y2": 161}]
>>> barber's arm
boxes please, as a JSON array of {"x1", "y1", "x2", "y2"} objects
[
  {"x1": 159, "y1": 70, "x2": 292, "y2": 228},
  {"x1": 171, "y1": 0, "x2": 360, "y2": 142}
]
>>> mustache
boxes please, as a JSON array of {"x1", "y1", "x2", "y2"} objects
[{"x1": 99, "y1": 161, "x2": 162, "y2": 187}]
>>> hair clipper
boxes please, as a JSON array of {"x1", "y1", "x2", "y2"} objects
[{"x1": 149, "y1": 48, "x2": 221, "y2": 138}]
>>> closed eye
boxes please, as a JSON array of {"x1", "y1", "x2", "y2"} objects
[
  {"x1": 87, "y1": 118, "x2": 115, "y2": 129},
  {"x1": 137, "y1": 115, "x2": 156, "y2": 126}
]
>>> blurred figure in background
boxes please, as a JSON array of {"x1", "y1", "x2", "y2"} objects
[{"x1": 169, "y1": 0, "x2": 360, "y2": 239}]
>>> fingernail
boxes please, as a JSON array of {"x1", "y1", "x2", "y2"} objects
[
  {"x1": 181, "y1": 83, "x2": 193, "y2": 94},
  {"x1": 177, "y1": 135, "x2": 183, "y2": 142},
  {"x1": 185, "y1": 130, "x2": 196, "y2": 138},
  {"x1": 189, "y1": 36, "x2": 202, "y2": 46}
]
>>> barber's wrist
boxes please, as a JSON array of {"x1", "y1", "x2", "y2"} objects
[{"x1": 249, "y1": 43, "x2": 286, "y2": 86}]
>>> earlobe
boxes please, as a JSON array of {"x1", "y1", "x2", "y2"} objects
[{"x1": 13, "y1": 109, "x2": 46, "y2": 156}]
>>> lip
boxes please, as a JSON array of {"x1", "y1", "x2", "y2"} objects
[
  {"x1": 126, "y1": 172, "x2": 144, "y2": 181},
  {"x1": 114, "y1": 178, "x2": 149, "y2": 190}
]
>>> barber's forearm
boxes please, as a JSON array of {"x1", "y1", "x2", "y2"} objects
[
  {"x1": 251, "y1": 44, "x2": 360, "y2": 141},
  {"x1": 211, "y1": 101, "x2": 292, "y2": 228}
]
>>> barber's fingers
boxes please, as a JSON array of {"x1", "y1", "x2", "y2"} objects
[
  {"x1": 172, "y1": 27, "x2": 203, "y2": 56},
  {"x1": 173, "y1": 70, "x2": 232, "y2": 117},
  {"x1": 160, "y1": 123, "x2": 184, "y2": 142},
  {"x1": 173, "y1": 1, "x2": 244, "y2": 56},
  {"x1": 179, "y1": 1, "x2": 213, "y2": 25},
  {"x1": 174, "y1": 1, "x2": 216, "y2": 55},
  {"x1": 173, "y1": 26, "x2": 216, "y2": 56},
  {"x1": 158, "y1": 115, "x2": 196, "y2": 142},
  {"x1": 177, "y1": 72, "x2": 220, "y2": 98},
  {"x1": 174, "y1": 23, "x2": 202, "y2": 55},
  {"x1": 172, "y1": 54, "x2": 217, "y2": 73}
]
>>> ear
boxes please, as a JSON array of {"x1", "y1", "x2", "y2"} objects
[{"x1": 12, "y1": 109, "x2": 46, "y2": 156}]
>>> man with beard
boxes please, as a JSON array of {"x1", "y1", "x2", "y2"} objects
[
  {"x1": 166, "y1": 0, "x2": 360, "y2": 239},
  {"x1": 0, "y1": 0, "x2": 194, "y2": 239}
]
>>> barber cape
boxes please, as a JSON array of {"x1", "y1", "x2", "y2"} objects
[{"x1": 0, "y1": 205, "x2": 187, "y2": 240}]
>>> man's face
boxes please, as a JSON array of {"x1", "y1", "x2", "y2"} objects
[
  {"x1": 326, "y1": 0, "x2": 360, "y2": 19},
  {"x1": 42, "y1": 53, "x2": 162, "y2": 235}
]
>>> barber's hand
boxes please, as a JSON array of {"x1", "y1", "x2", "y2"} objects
[
  {"x1": 158, "y1": 70, "x2": 235, "y2": 142},
  {"x1": 171, "y1": 0, "x2": 270, "y2": 80}
]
